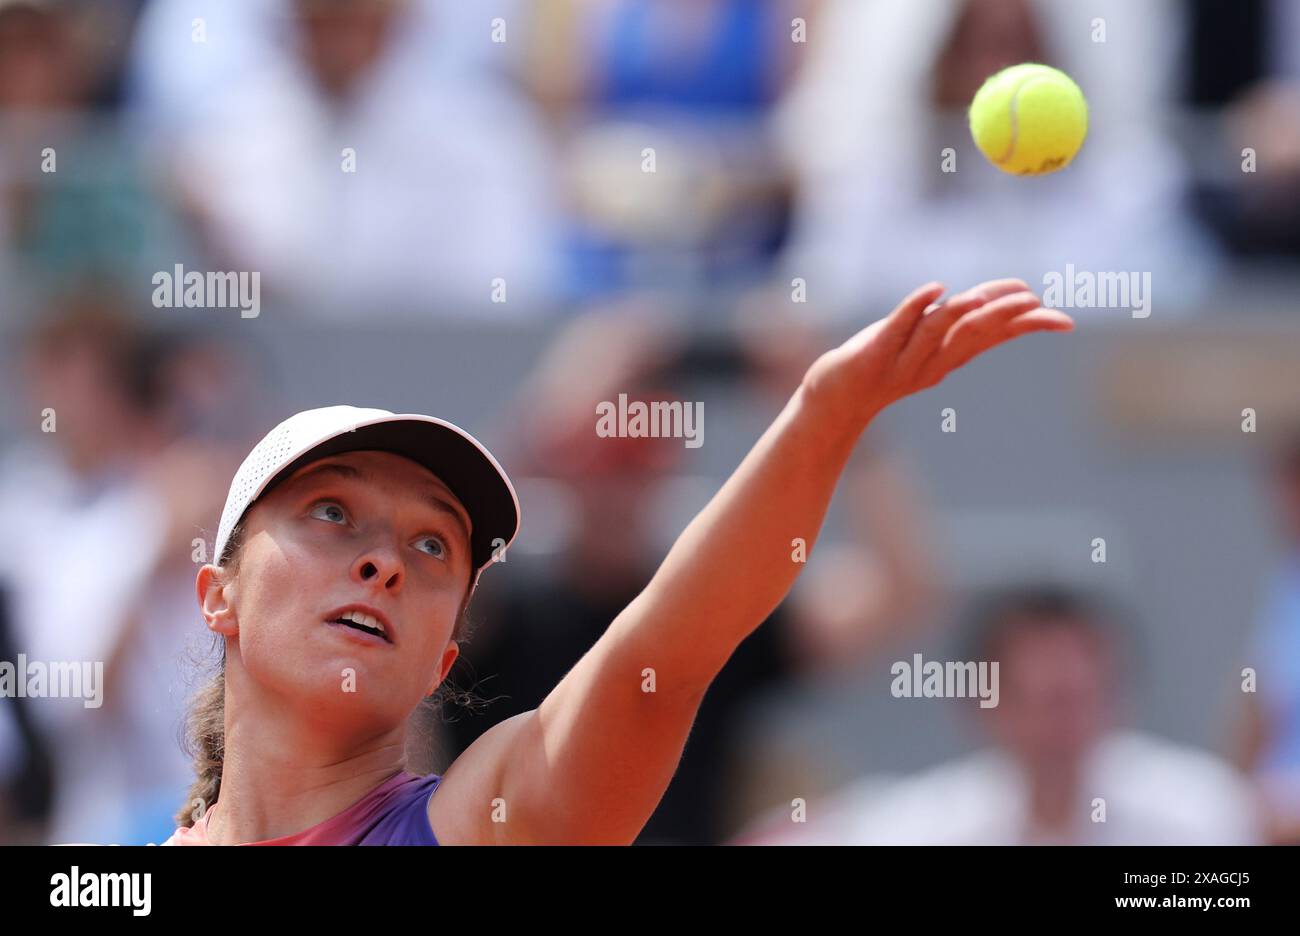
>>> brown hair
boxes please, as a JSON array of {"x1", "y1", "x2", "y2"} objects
[{"x1": 174, "y1": 522, "x2": 478, "y2": 827}]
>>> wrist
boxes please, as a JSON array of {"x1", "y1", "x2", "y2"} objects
[{"x1": 790, "y1": 380, "x2": 877, "y2": 459}]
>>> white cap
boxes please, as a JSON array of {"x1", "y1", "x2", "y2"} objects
[{"x1": 214, "y1": 405, "x2": 519, "y2": 583}]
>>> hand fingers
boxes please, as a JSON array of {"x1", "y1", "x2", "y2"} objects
[
  {"x1": 967, "y1": 278, "x2": 1032, "y2": 302},
  {"x1": 1004, "y1": 307, "x2": 1075, "y2": 333},
  {"x1": 939, "y1": 291, "x2": 1044, "y2": 354},
  {"x1": 897, "y1": 288, "x2": 988, "y2": 371},
  {"x1": 899, "y1": 279, "x2": 1034, "y2": 367},
  {"x1": 926, "y1": 303, "x2": 1073, "y2": 379},
  {"x1": 879, "y1": 281, "x2": 946, "y2": 348},
  {"x1": 841, "y1": 282, "x2": 945, "y2": 361},
  {"x1": 906, "y1": 290, "x2": 1040, "y2": 382}
]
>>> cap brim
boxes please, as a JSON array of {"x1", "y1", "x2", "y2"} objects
[{"x1": 261, "y1": 414, "x2": 518, "y2": 575}]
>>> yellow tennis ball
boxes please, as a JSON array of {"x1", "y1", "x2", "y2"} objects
[{"x1": 969, "y1": 63, "x2": 1088, "y2": 176}]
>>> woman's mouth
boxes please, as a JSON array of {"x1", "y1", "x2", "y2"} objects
[{"x1": 325, "y1": 607, "x2": 393, "y2": 645}]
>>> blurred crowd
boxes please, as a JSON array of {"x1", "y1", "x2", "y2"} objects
[
  {"x1": 2, "y1": 0, "x2": 1300, "y2": 845},
  {"x1": 1, "y1": 0, "x2": 1298, "y2": 320}
]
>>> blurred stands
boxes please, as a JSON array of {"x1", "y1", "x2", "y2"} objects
[{"x1": 1, "y1": 0, "x2": 1298, "y2": 844}]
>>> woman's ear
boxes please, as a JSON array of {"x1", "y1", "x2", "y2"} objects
[
  {"x1": 197, "y1": 564, "x2": 239, "y2": 637},
  {"x1": 427, "y1": 640, "x2": 460, "y2": 696}
]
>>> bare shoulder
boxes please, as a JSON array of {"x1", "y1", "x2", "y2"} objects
[{"x1": 427, "y1": 709, "x2": 540, "y2": 846}]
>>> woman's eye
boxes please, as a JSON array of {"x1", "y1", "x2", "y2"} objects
[
  {"x1": 309, "y1": 502, "x2": 348, "y2": 525},
  {"x1": 415, "y1": 536, "x2": 446, "y2": 560}
]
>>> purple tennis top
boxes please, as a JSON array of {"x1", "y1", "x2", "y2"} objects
[{"x1": 162, "y1": 771, "x2": 442, "y2": 845}]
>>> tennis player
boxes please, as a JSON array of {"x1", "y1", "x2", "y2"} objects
[{"x1": 162, "y1": 279, "x2": 1072, "y2": 845}]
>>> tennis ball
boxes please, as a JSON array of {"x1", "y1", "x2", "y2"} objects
[{"x1": 969, "y1": 63, "x2": 1088, "y2": 176}]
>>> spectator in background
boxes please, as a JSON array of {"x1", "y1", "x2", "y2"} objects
[
  {"x1": 1238, "y1": 432, "x2": 1300, "y2": 844},
  {"x1": 0, "y1": 0, "x2": 178, "y2": 308},
  {"x1": 526, "y1": 0, "x2": 805, "y2": 300},
  {"x1": 0, "y1": 0, "x2": 140, "y2": 113},
  {"x1": 776, "y1": 0, "x2": 1219, "y2": 319},
  {"x1": 1186, "y1": 0, "x2": 1300, "y2": 259},
  {"x1": 0, "y1": 289, "x2": 243, "y2": 844},
  {"x1": 742, "y1": 586, "x2": 1260, "y2": 845},
  {"x1": 126, "y1": 0, "x2": 560, "y2": 321}
]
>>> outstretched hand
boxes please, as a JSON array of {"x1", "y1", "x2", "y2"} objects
[{"x1": 802, "y1": 279, "x2": 1075, "y2": 430}]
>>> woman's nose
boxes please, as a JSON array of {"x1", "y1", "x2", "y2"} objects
[{"x1": 354, "y1": 546, "x2": 404, "y2": 591}]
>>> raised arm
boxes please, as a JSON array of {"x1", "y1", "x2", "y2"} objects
[{"x1": 434, "y1": 279, "x2": 1073, "y2": 844}]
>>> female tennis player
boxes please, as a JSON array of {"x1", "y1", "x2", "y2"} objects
[{"x1": 163, "y1": 279, "x2": 1072, "y2": 845}]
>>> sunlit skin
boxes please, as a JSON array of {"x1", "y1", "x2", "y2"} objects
[
  {"x1": 197, "y1": 450, "x2": 472, "y2": 843},
  {"x1": 198, "y1": 279, "x2": 1072, "y2": 845}
]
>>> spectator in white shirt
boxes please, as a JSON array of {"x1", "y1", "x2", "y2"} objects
[
  {"x1": 126, "y1": 0, "x2": 561, "y2": 321},
  {"x1": 740, "y1": 585, "x2": 1261, "y2": 845}
]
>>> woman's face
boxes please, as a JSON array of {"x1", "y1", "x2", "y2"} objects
[{"x1": 202, "y1": 449, "x2": 473, "y2": 733}]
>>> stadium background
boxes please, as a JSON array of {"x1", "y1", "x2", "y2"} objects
[{"x1": 1, "y1": 0, "x2": 1298, "y2": 845}]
